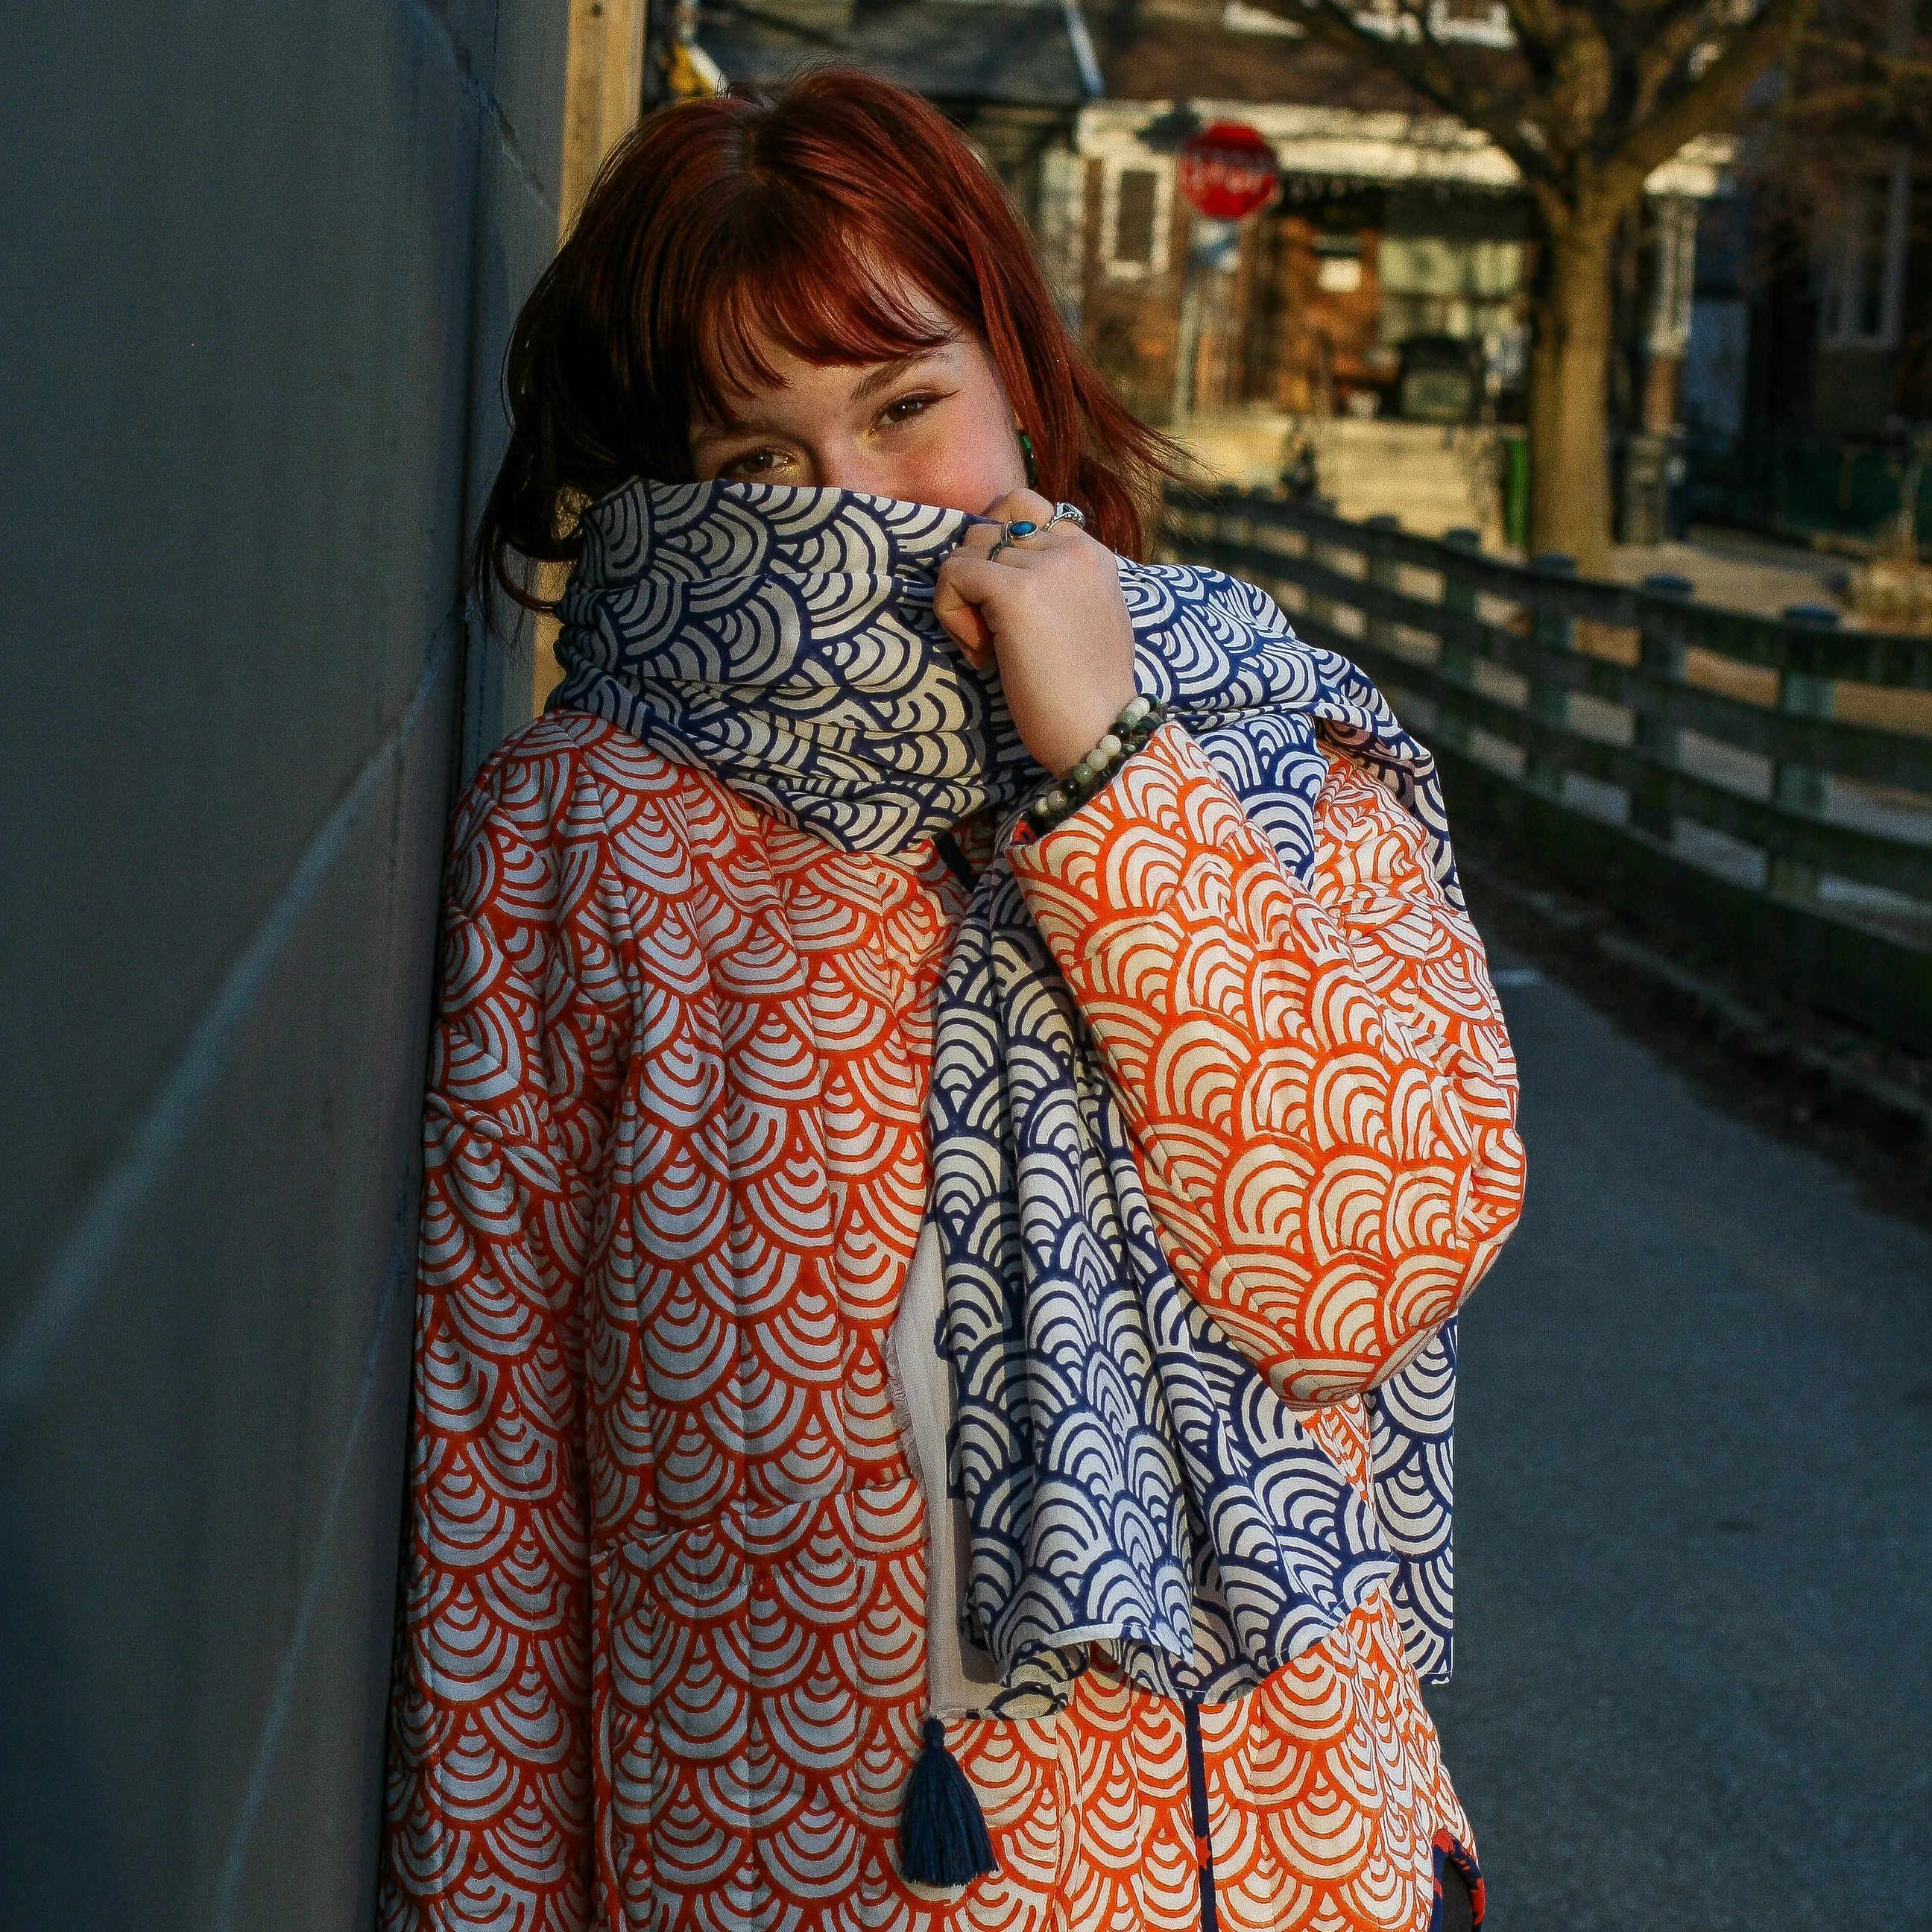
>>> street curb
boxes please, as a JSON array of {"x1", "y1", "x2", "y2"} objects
[{"x1": 1461, "y1": 852, "x2": 1932, "y2": 1152}]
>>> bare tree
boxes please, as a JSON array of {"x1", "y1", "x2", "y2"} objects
[
  {"x1": 1251, "y1": 0, "x2": 1818, "y2": 567},
  {"x1": 1759, "y1": 0, "x2": 1930, "y2": 153},
  {"x1": 1748, "y1": 0, "x2": 1932, "y2": 421}
]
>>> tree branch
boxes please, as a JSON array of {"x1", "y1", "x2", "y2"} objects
[
  {"x1": 1289, "y1": 0, "x2": 1489, "y2": 110},
  {"x1": 1603, "y1": 0, "x2": 1817, "y2": 195},
  {"x1": 1629, "y1": 0, "x2": 1726, "y2": 119},
  {"x1": 1570, "y1": 0, "x2": 1650, "y2": 63},
  {"x1": 1495, "y1": 0, "x2": 1566, "y2": 62},
  {"x1": 1283, "y1": 0, "x2": 1559, "y2": 178},
  {"x1": 1257, "y1": 0, "x2": 1822, "y2": 230}
]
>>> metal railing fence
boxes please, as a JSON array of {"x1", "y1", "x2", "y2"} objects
[
  {"x1": 1164, "y1": 487, "x2": 1932, "y2": 1049},
  {"x1": 1682, "y1": 430, "x2": 1932, "y2": 554}
]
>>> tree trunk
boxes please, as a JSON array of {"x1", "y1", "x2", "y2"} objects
[{"x1": 1527, "y1": 216, "x2": 1618, "y2": 574}]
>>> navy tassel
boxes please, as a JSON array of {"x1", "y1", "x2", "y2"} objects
[{"x1": 899, "y1": 1716, "x2": 999, "y2": 1887}]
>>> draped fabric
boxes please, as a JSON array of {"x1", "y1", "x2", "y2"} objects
[
  {"x1": 552, "y1": 479, "x2": 1462, "y2": 1712},
  {"x1": 552, "y1": 482, "x2": 1028, "y2": 852}
]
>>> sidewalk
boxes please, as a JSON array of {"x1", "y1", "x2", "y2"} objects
[
  {"x1": 1175, "y1": 414, "x2": 1866, "y2": 620},
  {"x1": 1428, "y1": 937, "x2": 1932, "y2": 1930},
  {"x1": 1610, "y1": 525, "x2": 1851, "y2": 622}
]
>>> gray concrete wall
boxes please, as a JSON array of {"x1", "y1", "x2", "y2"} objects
[{"x1": 0, "y1": 1, "x2": 564, "y2": 1923}]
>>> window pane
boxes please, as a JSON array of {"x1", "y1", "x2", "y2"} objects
[
  {"x1": 1116, "y1": 170, "x2": 1158, "y2": 266},
  {"x1": 1858, "y1": 176, "x2": 1889, "y2": 338}
]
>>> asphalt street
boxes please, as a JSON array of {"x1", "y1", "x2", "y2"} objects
[{"x1": 1426, "y1": 948, "x2": 1932, "y2": 1931}]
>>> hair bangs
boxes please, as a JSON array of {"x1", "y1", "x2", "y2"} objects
[{"x1": 681, "y1": 201, "x2": 960, "y2": 428}]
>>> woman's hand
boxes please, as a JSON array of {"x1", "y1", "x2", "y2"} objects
[{"x1": 935, "y1": 488, "x2": 1140, "y2": 778}]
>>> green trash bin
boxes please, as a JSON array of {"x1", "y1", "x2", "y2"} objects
[{"x1": 1502, "y1": 433, "x2": 1530, "y2": 551}]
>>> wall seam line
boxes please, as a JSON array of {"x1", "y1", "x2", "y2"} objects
[
  {"x1": 0, "y1": 618, "x2": 460, "y2": 1423},
  {"x1": 403, "y1": 0, "x2": 556, "y2": 215},
  {"x1": 211, "y1": 1175, "x2": 420, "y2": 1931}
]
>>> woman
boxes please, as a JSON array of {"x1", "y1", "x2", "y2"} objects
[{"x1": 381, "y1": 71, "x2": 1523, "y2": 1932}]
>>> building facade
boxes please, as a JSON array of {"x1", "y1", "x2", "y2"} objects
[{"x1": 1058, "y1": 0, "x2": 1731, "y2": 537}]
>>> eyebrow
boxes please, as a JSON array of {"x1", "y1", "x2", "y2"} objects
[
  {"x1": 849, "y1": 344, "x2": 955, "y2": 408},
  {"x1": 692, "y1": 342, "x2": 958, "y2": 444}
]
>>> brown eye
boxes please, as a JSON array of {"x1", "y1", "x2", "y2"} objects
[{"x1": 880, "y1": 391, "x2": 947, "y2": 427}]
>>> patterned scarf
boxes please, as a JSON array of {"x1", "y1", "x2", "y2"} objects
[{"x1": 553, "y1": 479, "x2": 1460, "y2": 1708}]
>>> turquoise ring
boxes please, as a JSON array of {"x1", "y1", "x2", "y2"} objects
[{"x1": 988, "y1": 517, "x2": 1040, "y2": 562}]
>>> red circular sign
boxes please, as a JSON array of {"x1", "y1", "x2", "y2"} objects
[{"x1": 1176, "y1": 121, "x2": 1279, "y2": 221}]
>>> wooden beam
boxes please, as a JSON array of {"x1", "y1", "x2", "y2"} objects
[
  {"x1": 536, "y1": 0, "x2": 651, "y2": 707},
  {"x1": 561, "y1": 0, "x2": 649, "y2": 240}
]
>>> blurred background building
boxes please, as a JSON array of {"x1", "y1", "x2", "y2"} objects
[{"x1": 699, "y1": 0, "x2": 1930, "y2": 561}]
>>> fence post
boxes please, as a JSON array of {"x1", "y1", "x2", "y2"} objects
[
  {"x1": 1436, "y1": 527, "x2": 1480, "y2": 752},
  {"x1": 1305, "y1": 495, "x2": 1339, "y2": 637},
  {"x1": 1768, "y1": 602, "x2": 1839, "y2": 903},
  {"x1": 1363, "y1": 514, "x2": 1400, "y2": 658},
  {"x1": 1632, "y1": 572, "x2": 1692, "y2": 842},
  {"x1": 1527, "y1": 550, "x2": 1576, "y2": 793},
  {"x1": 1221, "y1": 480, "x2": 1257, "y2": 555}
]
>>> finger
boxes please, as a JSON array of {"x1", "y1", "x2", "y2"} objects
[
  {"x1": 938, "y1": 552, "x2": 1020, "y2": 604},
  {"x1": 937, "y1": 600, "x2": 994, "y2": 666},
  {"x1": 988, "y1": 521, "x2": 1087, "y2": 566},
  {"x1": 963, "y1": 521, "x2": 1087, "y2": 575},
  {"x1": 933, "y1": 565, "x2": 997, "y2": 664},
  {"x1": 937, "y1": 549, "x2": 1036, "y2": 660},
  {"x1": 979, "y1": 487, "x2": 1057, "y2": 531}
]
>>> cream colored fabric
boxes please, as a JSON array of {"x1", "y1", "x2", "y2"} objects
[{"x1": 885, "y1": 1223, "x2": 1006, "y2": 1720}]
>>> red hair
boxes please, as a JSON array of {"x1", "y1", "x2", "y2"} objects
[{"x1": 477, "y1": 70, "x2": 1177, "y2": 606}]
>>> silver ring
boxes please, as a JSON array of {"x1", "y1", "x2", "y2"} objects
[{"x1": 1045, "y1": 502, "x2": 1085, "y2": 531}]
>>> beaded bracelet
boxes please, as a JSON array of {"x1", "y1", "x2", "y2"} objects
[{"x1": 1026, "y1": 693, "x2": 1168, "y2": 835}]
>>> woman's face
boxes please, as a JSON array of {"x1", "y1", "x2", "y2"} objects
[{"x1": 688, "y1": 293, "x2": 1029, "y2": 514}]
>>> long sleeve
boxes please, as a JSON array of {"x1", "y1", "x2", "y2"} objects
[
  {"x1": 1007, "y1": 722, "x2": 1524, "y2": 1405},
  {"x1": 381, "y1": 734, "x2": 631, "y2": 1931}
]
